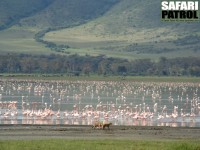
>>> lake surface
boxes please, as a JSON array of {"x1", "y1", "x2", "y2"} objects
[{"x1": 0, "y1": 79, "x2": 200, "y2": 127}]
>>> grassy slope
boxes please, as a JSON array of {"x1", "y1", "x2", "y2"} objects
[
  {"x1": 0, "y1": 0, "x2": 53, "y2": 30},
  {"x1": 44, "y1": 0, "x2": 200, "y2": 60},
  {"x1": 0, "y1": 0, "x2": 119, "y2": 54},
  {"x1": 19, "y1": 0, "x2": 119, "y2": 29},
  {"x1": 0, "y1": 0, "x2": 52, "y2": 54},
  {"x1": 0, "y1": 27, "x2": 49, "y2": 54},
  {"x1": 0, "y1": 0, "x2": 200, "y2": 59}
]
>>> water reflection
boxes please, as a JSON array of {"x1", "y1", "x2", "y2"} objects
[{"x1": 0, "y1": 79, "x2": 200, "y2": 127}]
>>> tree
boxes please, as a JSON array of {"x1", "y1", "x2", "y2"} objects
[
  {"x1": 83, "y1": 62, "x2": 92, "y2": 76},
  {"x1": 20, "y1": 58, "x2": 35, "y2": 73},
  {"x1": 190, "y1": 66, "x2": 200, "y2": 76},
  {"x1": 157, "y1": 57, "x2": 170, "y2": 76}
]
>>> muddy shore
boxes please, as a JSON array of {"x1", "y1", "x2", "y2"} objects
[{"x1": 0, "y1": 125, "x2": 200, "y2": 141}]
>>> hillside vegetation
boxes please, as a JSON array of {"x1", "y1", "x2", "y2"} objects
[
  {"x1": 44, "y1": 0, "x2": 200, "y2": 59},
  {"x1": 17, "y1": 0, "x2": 119, "y2": 29},
  {"x1": 0, "y1": 0, "x2": 53, "y2": 30},
  {"x1": 0, "y1": 0, "x2": 119, "y2": 54},
  {"x1": 0, "y1": 0, "x2": 200, "y2": 60}
]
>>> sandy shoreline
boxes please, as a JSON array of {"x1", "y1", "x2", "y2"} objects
[{"x1": 0, "y1": 125, "x2": 200, "y2": 141}]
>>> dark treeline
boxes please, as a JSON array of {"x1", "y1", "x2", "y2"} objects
[
  {"x1": 34, "y1": 28, "x2": 71, "y2": 52},
  {"x1": 0, "y1": 53, "x2": 200, "y2": 76}
]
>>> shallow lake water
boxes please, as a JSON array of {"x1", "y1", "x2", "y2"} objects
[{"x1": 0, "y1": 79, "x2": 200, "y2": 127}]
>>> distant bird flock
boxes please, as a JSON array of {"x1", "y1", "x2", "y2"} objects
[{"x1": 0, "y1": 79, "x2": 200, "y2": 127}]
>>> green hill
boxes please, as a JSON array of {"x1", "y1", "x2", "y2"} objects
[
  {"x1": 18, "y1": 0, "x2": 119, "y2": 29},
  {"x1": 0, "y1": 0, "x2": 118, "y2": 29},
  {"x1": 0, "y1": 0, "x2": 53, "y2": 30},
  {"x1": 0, "y1": 0, "x2": 200, "y2": 60},
  {"x1": 43, "y1": 0, "x2": 200, "y2": 60},
  {"x1": 0, "y1": 0, "x2": 119, "y2": 54}
]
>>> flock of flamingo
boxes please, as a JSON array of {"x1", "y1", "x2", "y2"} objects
[{"x1": 0, "y1": 79, "x2": 200, "y2": 127}]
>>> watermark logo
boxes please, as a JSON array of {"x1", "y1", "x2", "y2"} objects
[{"x1": 161, "y1": 1, "x2": 199, "y2": 21}]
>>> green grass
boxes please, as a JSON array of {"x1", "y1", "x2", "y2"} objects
[
  {"x1": 1, "y1": 74, "x2": 200, "y2": 82},
  {"x1": 1, "y1": 23, "x2": 200, "y2": 60},
  {"x1": 0, "y1": 139, "x2": 200, "y2": 150},
  {"x1": 0, "y1": 0, "x2": 119, "y2": 56},
  {"x1": 0, "y1": 26, "x2": 57, "y2": 55},
  {"x1": 44, "y1": 19, "x2": 200, "y2": 60},
  {"x1": 43, "y1": 0, "x2": 200, "y2": 60},
  {"x1": 1, "y1": 0, "x2": 200, "y2": 60}
]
